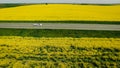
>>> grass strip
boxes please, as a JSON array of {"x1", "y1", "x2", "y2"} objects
[
  {"x1": 0, "y1": 21, "x2": 120, "y2": 24},
  {"x1": 0, "y1": 28, "x2": 120, "y2": 38}
]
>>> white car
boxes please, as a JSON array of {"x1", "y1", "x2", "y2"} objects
[
  {"x1": 33, "y1": 23, "x2": 42, "y2": 26},
  {"x1": 39, "y1": 23, "x2": 42, "y2": 26}
]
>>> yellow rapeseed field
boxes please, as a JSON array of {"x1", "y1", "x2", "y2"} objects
[
  {"x1": 0, "y1": 36, "x2": 119, "y2": 48},
  {"x1": 0, "y1": 4, "x2": 120, "y2": 21},
  {"x1": 0, "y1": 36, "x2": 120, "y2": 67}
]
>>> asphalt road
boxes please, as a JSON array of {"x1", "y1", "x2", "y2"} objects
[{"x1": 0, "y1": 23, "x2": 120, "y2": 31}]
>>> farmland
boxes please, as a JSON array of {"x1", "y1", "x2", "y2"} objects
[
  {"x1": 0, "y1": 29, "x2": 120, "y2": 67},
  {"x1": 0, "y1": 4, "x2": 120, "y2": 68},
  {"x1": 0, "y1": 29, "x2": 120, "y2": 38},
  {"x1": 0, "y1": 4, "x2": 120, "y2": 21},
  {"x1": 0, "y1": 36, "x2": 120, "y2": 68},
  {"x1": 0, "y1": 4, "x2": 28, "y2": 8}
]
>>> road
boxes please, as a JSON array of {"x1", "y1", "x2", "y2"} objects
[{"x1": 0, "y1": 23, "x2": 120, "y2": 31}]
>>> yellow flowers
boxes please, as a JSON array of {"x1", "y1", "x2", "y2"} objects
[
  {"x1": 0, "y1": 36, "x2": 119, "y2": 48},
  {"x1": 0, "y1": 4, "x2": 120, "y2": 21},
  {"x1": 0, "y1": 36, "x2": 120, "y2": 67}
]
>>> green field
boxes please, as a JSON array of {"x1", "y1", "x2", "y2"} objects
[
  {"x1": 0, "y1": 4, "x2": 52, "y2": 8},
  {"x1": 0, "y1": 29, "x2": 120, "y2": 38},
  {"x1": 0, "y1": 4, "x2": 30, "y2": 8},
  {"x1": 0, "y1": 4, "x2": 118, "y2": 8}
]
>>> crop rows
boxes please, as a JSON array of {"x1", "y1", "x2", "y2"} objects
[
  {"x1": 0, "y1": 36, "x2": 120, "y2": 68},
  {"x1": 0, "y1": 45, "x2": 120, "y2": 68}
]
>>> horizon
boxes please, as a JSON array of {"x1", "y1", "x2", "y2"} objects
[{"x1": 0, "y1": 0, "x2": 120, "y2": 4}]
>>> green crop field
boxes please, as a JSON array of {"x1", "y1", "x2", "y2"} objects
[
  {"x1": 0, "y1": 29, "x2": 120, "y2": 38},
  {"x1": 0, "y1": 4, "x2": 30, "y2": 8}
]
